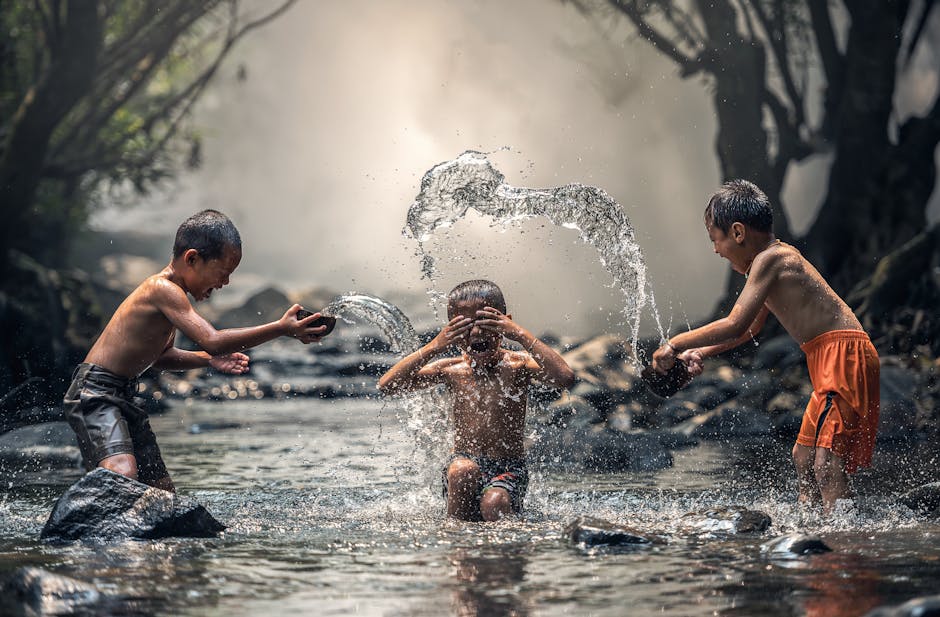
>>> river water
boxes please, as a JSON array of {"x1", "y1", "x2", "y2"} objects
[{"x1": 1, "y1": 394, "x2": 939, "y2": 616}]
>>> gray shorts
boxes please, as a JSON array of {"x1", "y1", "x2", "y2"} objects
[{"x1": 63, "y1": 363, "x2": 168, "y2": 485}]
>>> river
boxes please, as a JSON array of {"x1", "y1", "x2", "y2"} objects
[{"x1": 1, "y1": 395, "x2": 939, "y2": 616}]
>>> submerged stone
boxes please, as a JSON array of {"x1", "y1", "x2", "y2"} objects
[
  {"x1": 40, "y1": 467, "x2": 225, "y2": 542},
  {"x1": 0, "y1": 567, "x2": 101, "y2": 616},
  {"x1": 864, "y1": 595, "x2": 940, "y2": 617},
  {"x1": 898, "y1": 482, "x2": 940, "y2": 516},
  {"x1": 679, "y1": 506, "x2": 771, "y2": 535},
  {"x1": 761, "y1": 533, "x2": 832, "y2": 557},
  {"x1": 565, "y1": 516, "x2": 659, "y2": 548}
]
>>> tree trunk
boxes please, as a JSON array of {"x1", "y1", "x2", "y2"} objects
[
  {"x1": 803, "y1": 0, "x2": 921, "y2": 293},
  {"x1": 0, "y1": 0, "x2": 101, "y2": 272}
]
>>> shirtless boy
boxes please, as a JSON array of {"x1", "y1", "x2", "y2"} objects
[
  {"x1": 64, "y1": 210, "x2": 331, "y2": 492},
  {"x1": 378, "y1": 280, "x2": 575, "y2": 521},
  {"x1": 652, "y1": 180, "x2": 880, "y2": 512}
]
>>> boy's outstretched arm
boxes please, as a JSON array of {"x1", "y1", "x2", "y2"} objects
[
  {"x1": 377, "y1": 315, "x2": 473, "y2": 395},
  {"x1": 689, "y1": 305, "x2": 769, "y2": 359},
  {"x1": 653, "y1": 253, "x2": 777, "y2": 373},
  {"x1": 475, "y1": 307, "x2": 576, "y2": 389},
  {"x1": 152, "y1": 278, "x2": 328, "y2": 355},
  {"x1": 152, "y1": 340, "x2": 250, "y2": 375}
]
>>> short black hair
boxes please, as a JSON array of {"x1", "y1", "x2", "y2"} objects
[
  {"x1": 447, "y1": 280, "x2": 507, "y2": 316},
  {"x1": 704, "y1": 180, "x2": 773, "y2": 233},
  {"x1": 173, "y1": 209, "x2": 242, "y2": 260}
]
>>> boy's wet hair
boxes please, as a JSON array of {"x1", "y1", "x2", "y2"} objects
[
  {"x1": 704, "y1": 180, "x2": 773, "y2": 233},
  {"x1": 173, "y1": 209, "x2": 242, "y2": 260},
  {"x1": 447, "y1": 280, "x2": 507, "y2": 316}
]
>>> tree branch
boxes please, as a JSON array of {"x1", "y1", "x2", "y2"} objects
[{"x1": 606, "y1": 0, "x2": 703, "y2": 76}]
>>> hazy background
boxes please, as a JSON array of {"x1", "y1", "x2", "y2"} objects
[{"x1": 89, "y1": 0, "x2": 940, "y2": 339}]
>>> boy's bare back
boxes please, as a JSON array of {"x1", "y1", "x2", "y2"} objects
[
  {"x1": 736, "y1": 242, "x2": 862, "y2": 345},
  {"x1": 85, "y1": 273, "x2": 191, "y2": 378}
]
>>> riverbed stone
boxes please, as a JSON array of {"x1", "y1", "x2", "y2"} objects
[
  {"x1": 565, "y1": 516, "x2": 659, "y2": 548},
  {"x1": 679, "y1": 506, "x2": 771, "y2": 535},
  {"x1": 0, "y1": 567, "x2": 102, "y2": 616},
  {"x1": 898, "y1": 482, "x2": 940, "y2": 516},
  {"x1": 761, "y1": 533, "x2": 832, "y2": 557},
  {"x1": 40, "y1": 467, "x2": 225, "y2": 542},
  {"x1": 673, "y1": 400, "x2": 773, "y2": 440},
  {"x1": 864, "y1": 595, "x2": 940, "y2": 617}
]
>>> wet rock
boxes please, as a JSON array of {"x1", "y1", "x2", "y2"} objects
[
  {"x1": 752, "y1": 336, "x2": 804, "y2": 370},
  {"x1": 864, "y1": 595, "x2": 940, "y2": 617},
  {"x1": 669, "y1": 384, "x2": 733, "y2": 411},
  {"x1": 565, "y1": 516, "x2": 659, "y2": 548},
  {"x1": 214, "y1": 286, "x2": 291, "y2": 330},
  {"x1": 562, "y1": 335, "x2": 629, "y2": 373},
  {"x1": 531, "y1": 424, "x2": 673, "y2": 472},
  {"x1": 898, "y1": 482, "x2": 940, "y2": 516},
  {"x1": 0, "y1": 422, "x2": 82, "y2": 472},
  {"x1": 0, "y1": 567, "x2": 102, "y2": 616},
  {"x1": 679, "y1": 506, "x2": 771, "y2": 535},
  {"x1": 673, "y1": 400, "x2": 773, "y2": 440},
  {"x1": 40, "y1": 467, "x2": 225, "y2": 542},
  {"x1": 761, "y1": 533, "x2": 832, "y2": 557}
]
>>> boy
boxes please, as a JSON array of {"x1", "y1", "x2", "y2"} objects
[
  {"x1": 64, "y1": 209, "x2": 331, "y2": 492},
  {"x1": 652, "y1": 180, "x2": 880, "y2": 512},
  {"x1": 378, "y1": 280, "x2": 575, "y2": 521}
]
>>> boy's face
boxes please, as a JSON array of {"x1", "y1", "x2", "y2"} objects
[
  {"x1": 706, "y1": 222, "x2": 747, "y2": 274},
  {"x1": 448, "y1": 298, "x2": 503, "y2": 364},
  {"x1": 187, "y1": 244, "x2": 241, "y2": 301}
]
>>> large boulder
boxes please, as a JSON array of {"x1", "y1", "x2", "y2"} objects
[
  {"x1": 40, "y1": 468, "x2": 225, "y2": 542},
  {"x1": 672, "y1": 400, "x2": 773, "y2": 440}
]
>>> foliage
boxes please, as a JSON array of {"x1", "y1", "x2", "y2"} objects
[{"x1": 0, "y1": 0, "x2": 297, "y2": 268}]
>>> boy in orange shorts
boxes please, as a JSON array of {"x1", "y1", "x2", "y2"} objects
[{"x1": 652, "y1": 180, "x2": 879, "y2": 512}]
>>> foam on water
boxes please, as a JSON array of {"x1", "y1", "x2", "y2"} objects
[{"x1": 405, "y1": 150, "x2": 665, "y2": 363}]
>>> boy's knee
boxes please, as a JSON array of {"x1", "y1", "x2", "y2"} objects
[
  {"x1": 99, "y1": 453, "x2": 138, "y2": 480},
  {"x1": 480, "y1": 488, "x2": 511, "y2": 521},
  {"x1": 447, "y1": 458, "x2": 481, "y2": 488},
  {"x1": 792, "y1": 444, "x2": 814, "y2": 468}
]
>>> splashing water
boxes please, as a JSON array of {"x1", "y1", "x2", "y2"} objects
[
  {"x1": 404, "y1": 150, "x2": 664, "y2": 363},
  {"x1": 323, "y1": 293, "x2": 420, "y2": 354},
  {"x1": 322, "y1": 293, "x2": 449, "y2": 481}
]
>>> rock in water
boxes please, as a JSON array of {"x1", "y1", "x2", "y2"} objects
[
  {"x1": 564, "y1": 516, "x2": 659, "y2": 548},
  {"x1": 864, "y1": 595, "x2": 940, "y2": 617},
  {"x1": 761, "y1": 533, "x2": 832, "y2": 557},
  {"x1": 898, "y1": 482, "x2": 940, "y2": 516},
  {"x1": 679, "y1": 506, "x2": 771, "y2": 535},
  {"x1": 1, "y1": 567, "x2": 101, "y2": 615},
  {"x1": 641, "y1": 359, "x2": 693, "y2": 398},
  {"x1": 40, "y1": 468, "x2": 225, "y2": 542}
]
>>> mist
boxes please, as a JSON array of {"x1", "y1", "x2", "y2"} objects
[{"x1": 89, "y1": 0, "x2": 940, "y2": 339}]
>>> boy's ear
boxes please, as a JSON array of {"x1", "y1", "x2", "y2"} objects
[
  {"x1": 730, "y1": 222, "x2": 746, "y2": 244},
  {"x1": 183, "y1": 248, "x2": 201, "y2": 266}
]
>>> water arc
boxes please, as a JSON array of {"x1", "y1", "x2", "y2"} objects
[{"x1": 405, "y1": 150, "x2": 662, "y2": 363}]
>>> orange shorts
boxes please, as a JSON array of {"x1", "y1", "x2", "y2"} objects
[{"x1": 796, "y1": 330, "x2": 880, "y2": 473}]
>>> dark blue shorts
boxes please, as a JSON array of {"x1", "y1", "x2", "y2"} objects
[{"x1": 441, "y1": 452, "x2": 529, "y2": 514}]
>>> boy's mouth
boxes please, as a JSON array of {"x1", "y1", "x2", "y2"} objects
[{"x1": 469, "y1": 340, "x2": 491, "y2": 353}]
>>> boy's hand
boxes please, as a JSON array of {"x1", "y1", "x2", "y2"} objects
[
  {"x1": 474, "y1": 307, "x2": 525, "y2": 341},
  {"x1": 652, "y1": 343, "x2": 676, "y2": 374},
  {"x1": 428, "y1": 315, "x2": 473, "y2": 354},
  {"x1": 282, "y1": 304, "x2": 329, "y2": 343},
  {"x1": 210, "y1": 352, "x2": 250, "y2": 374},
  {"x1": 678, "y1": 349, "x2": 704, "y2": 376}
]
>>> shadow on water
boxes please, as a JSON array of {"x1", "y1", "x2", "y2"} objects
[{"x1": 1, "y1": 396, "x2": 939, "y2": 616}]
